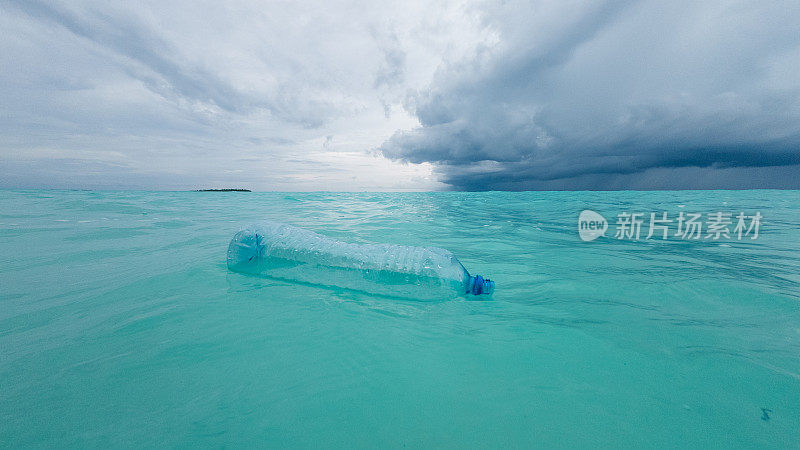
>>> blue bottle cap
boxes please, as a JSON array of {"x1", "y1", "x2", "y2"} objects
[{"x1": 470, "y1": 275, "x2": 495, "y2": 295}]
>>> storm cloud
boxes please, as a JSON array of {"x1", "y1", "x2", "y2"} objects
[
  {"x1": 2, "y1": 0, "x2": 799, "y2": 190},
  {"x1": 380, "y1": 0, "x2": 800, "y2": 189}
]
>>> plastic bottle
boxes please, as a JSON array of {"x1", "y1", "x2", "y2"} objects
[{"x1": 227, "y1": 222, "x2": 494, "y2": 300}]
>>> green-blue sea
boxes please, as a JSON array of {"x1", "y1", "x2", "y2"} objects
[{"x1": 1, "y1": 190, "x2": 799, "y2": 448}]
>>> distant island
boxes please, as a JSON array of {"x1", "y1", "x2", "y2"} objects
[{"x1": 194, "y1": 188, "x2": 251, "y2": 192}]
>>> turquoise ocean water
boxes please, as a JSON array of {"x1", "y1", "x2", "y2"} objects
[{"x1": 1, "y1": 190, "x2": 799, "y2": 447}]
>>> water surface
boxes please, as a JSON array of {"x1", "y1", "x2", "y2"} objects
[{"x1": 1, "y1": 190, "x2": 799, "y2": 447}]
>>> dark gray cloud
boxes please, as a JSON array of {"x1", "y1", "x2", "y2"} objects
[{"x1": 381, "y1": 0, "x2": 800, "y2": 189}]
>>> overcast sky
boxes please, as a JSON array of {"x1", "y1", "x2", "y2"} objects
[{"x1": 2, "y1": 0, "x2": 800, "y2": 190}]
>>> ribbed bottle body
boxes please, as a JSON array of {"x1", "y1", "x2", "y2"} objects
[{"x1": 227, "y1": 222, "x2": 473, "y2": 300}]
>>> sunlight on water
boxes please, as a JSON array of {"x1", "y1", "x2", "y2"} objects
[{"x1": 1, "y1": 190, "x2": 799, "y2": 447}]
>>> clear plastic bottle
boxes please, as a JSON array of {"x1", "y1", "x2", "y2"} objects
[{"x1": 227, "y1": 222, "x2": 494, "y2": 300}]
